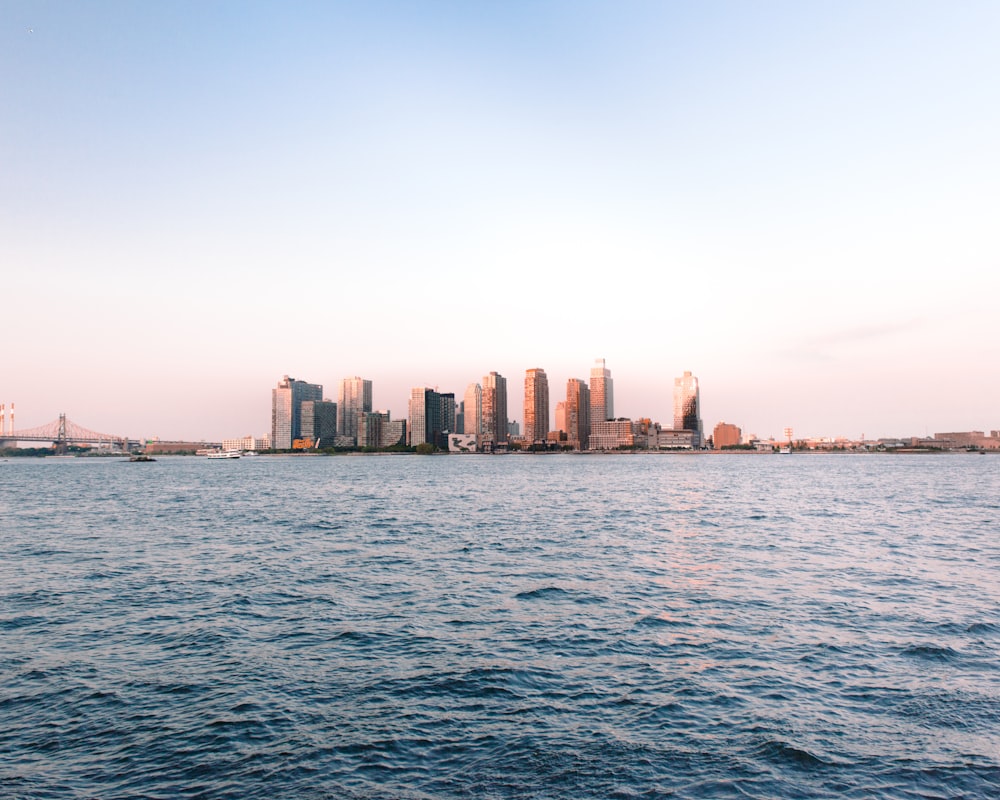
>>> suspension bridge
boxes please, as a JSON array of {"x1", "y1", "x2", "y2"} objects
[{"x1": 0, "y1": 413, "x2": 133, "y2": 453}]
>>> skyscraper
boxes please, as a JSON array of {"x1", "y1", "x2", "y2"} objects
[
  {"x1": 566, "y1": 378, "x2": 591, "y2": 450},
  {"x1": 337, "y1": 376, "x2": 372, "y2": 446},
  {"x1": 408, "y1": 387, "x2": 444, "y2": 447},
  {"x1": 589, "y1": 358, "x2": 614, "y2": 425},
  {"x1": 300, "y1": 399, "x2": 337, "y2": 447},
  {"x1": 271, "y1": 375, "x2": 323, "y2": 450},
  {"x1": 673, "y1": 370, "x2": 703, "y2": 447},
  {"x1": 523, "y1": 368, "x2": 550, "y2": 444},
  {"x1": 554, "y1": 401, "x2": 567, "y2": 434},
  {"x1": 481, "y1": 372, "x2": 508, "y2": 447},
  {"x1": 463, "y1": 383, "x2": 482, "y2": 440}
]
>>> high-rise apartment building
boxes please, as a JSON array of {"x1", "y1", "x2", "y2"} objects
[
  {"x1": 439, "y1": 393, "x2": 456, "y2": 436},
  {"x1": 589, "y1": 359, "x2": 614, "y2": 425},
  {"x1": 337, "y1": 376, "x2": 372, "y2": 446},
  {"x1": 271, "y1": 375, "x2": 324, "y2": 450},
  {"x1": 463, "y1": 383, "x2": 482, "y2": 439},
  {"x1": 408, "y1": 387, "x2": 444, "y2": 447},
  {"x1": 554, "y1": 401, "x2": 567, "y2": 435},
  {"x1": 300, "y1": 399, "x2": 337, "y2": 447},
  {"x1": 566, "y1": 378, "x2": 591, "y2": 451},
  {"x1": 358, "y1": 411, "x2": 407, "y2": 449},
  {"x1": 673, "y1": 370, "x2": 703, "y2": 447},
  {"x1": 523, "y1": 368, "x2": 550, "y2": 444},
  {"x1": 481, "y1": 372, "x2": 508, "y2": 447}
]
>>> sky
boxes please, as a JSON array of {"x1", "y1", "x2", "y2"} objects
[{"x1": 2, "y1": 1, "x2": 998, "y2": 442}]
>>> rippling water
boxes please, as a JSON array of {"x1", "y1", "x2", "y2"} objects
[{"x1": 2, "y1": 453, "x2": 999, "y2": 799}]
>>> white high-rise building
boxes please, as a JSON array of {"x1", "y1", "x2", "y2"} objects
[{"x1": 589, "y1": 358, "x2": 614, "y2": 425}]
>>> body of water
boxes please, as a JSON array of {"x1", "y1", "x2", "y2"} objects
[{"x1": 2, "y1": 453, "x2": 999, "y2": 798}]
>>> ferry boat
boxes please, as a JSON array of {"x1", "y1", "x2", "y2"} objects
[{"x1": 207, "y1": 449, "x2": 241, "y2": 459}]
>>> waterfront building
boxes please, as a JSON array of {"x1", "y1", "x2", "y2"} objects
[
  {"x1": 589, "y1": 359, "x2": 614, "y2": 424},
  {"x1": 589, "y1": 419, "x2": 635, "y2": 450},
  {"x1": 673, "y1": 370, "x2": 703, "y2": 447},
  {"x1": 337, "y1": 377, "x2": 372, "y2": 446},
  {"x1": 408, "y1": 387, "x2": 443, "y2": 447},
  {"x1": 481, "y1": 372, "x2": 508, "y2": 447},
  {"x1": 301, "y1": 400, "x2": 337, "y2": 447},
  {"x1": 713, "y1": 422, "x2": 742, "y2": 449},
  {"x1": 463, "y1": 383, "x2": 482, "y2": 440},
  {"x1": 934, "y1": 431, "x2": 1000, "y2": 450},
  {"x1": 566, "y1": 378, "x2": 591, "y2": 451},
  {"x1": 222, "y1": 434, "x2": 271, "y2": 452},
  {"x1": 439, "y1": 393, "x2": 456, "y2": 438},
  {"x1": 271, "y1": 375, "x2": 324, "y2": 450},
  {"x1": 554, "y1": 401, "x2": 567, "y2": 435},
  {"x1": 447, "y1": 433, "x2": 477, "y2": 453},
  {"x1": 657, "y1": 429, "x2": 698, "y2": 449},
  {"x1": 357, "y1": 411, "x2": 406, "y2": 449},
  {"x1": 523, "y1": 368, "x2": 550, "y2": 444}
]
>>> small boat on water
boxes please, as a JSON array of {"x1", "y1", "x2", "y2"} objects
[
  {"x1": 207, "y1": 449, "x2": 241, "y2": 459},
  {"x1": 129, "y1": 454, "x2": 156, "y2": 462}
]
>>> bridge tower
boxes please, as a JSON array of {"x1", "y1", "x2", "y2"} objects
[{"x1": 56, "y1": 413, "x2": 68, "y2": 454}]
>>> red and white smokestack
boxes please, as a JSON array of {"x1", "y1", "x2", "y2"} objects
[{"x1": 9, "y1": 403, "x2": 13, "y2": 436}]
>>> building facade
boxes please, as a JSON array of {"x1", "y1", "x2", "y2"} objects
[
  {"x1": 673, "y1": 370, "x2": 703, "y2": 447},
  {"x1": 222, "y1": 435, "x2": 271, "y2": 452},
  {"x1": 554, "y1": 401, "x2": 567, "y2": 435},
  {"x1": 566, "y1": 378, "x2": 591, "y2": 451},
  {"x1": 300, "y1": 400, "x2": 337, "y2": 447},
  {"x1": 463, "y1": 383, "x2": 482, "y2": 440},
  {"x1": 589, "y1": 358, "x2": 614, "y2": 425},
  {"x1": 713, "y1": 421, "x2": 742, "y2": 449},
  {"x1": 589, "y1": 419, "x2": 634, "y2": 450},
  {"x1": 408, "y1": 387, "x2": 442, "y2": 447},
  {"x1": 271, "y1": 375, "x2": 324, "y2": 450},
  {"x1": 337, "y1": 377, "x2": 372, "y2": 446},
  {"x1": 481, "y1": 372, "x2": 508, "y2": 447},
  {"x1": 523, "y1": 368, "x2": 550, "y2": 444}
]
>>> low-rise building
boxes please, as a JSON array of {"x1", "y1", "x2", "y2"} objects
[
  {"x1": 713, "y1": 422, "x2": 741, "y2": 449},
  {"x1": 589, "y1": 419, "x2": 635, "y2": 450}
]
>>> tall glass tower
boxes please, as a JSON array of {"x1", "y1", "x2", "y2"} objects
[
  {"x1": 338, "y1": 376, "x2": 372, "y2": 445},
  {"x1": 589, "y1": 359, "x2": 614, "y2": 424},
  {"x1": 673, "y1": 371, "x2": 703, "y2": 447}
]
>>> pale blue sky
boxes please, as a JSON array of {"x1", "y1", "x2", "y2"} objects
[{"x1": 3, "y1": 1, "x2": 998, "y2": 441}]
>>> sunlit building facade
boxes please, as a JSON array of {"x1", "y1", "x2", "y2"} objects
[
  {"x1": 589, "y1": 419, "x2": 634, "y2": 450},
  {"x1": 713, "y1": 422, "x2": 742, "y2": 449},
  {"x1": 673, "y1": 370, "x2": 703, "y2": 448},
  {"x1": 463, "y1": 383, "x2": 482, "y2": 440},
  {"x1": 481, "y1": 372, "x2": 508, "y2": 447},
  {"x1": 523, "y1": 368, "x2": 550, "y2": 444},
  {"x1": 589, "y1": 358, "x2": 614, "y2": 425}
]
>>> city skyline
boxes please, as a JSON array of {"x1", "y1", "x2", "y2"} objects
[{"x1": 3, "y1": 3, "x2": 998, "y2": 442}]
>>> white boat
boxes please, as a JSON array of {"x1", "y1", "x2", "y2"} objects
[{"x1": 207, "y1": 449, "x2": 241, "y2": 459}]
